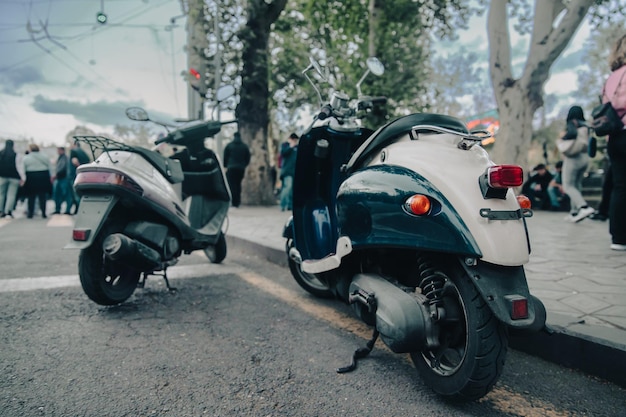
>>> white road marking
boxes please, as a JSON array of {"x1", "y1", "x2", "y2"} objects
[{"x1": 0, "y1": 263, "x2": 244, "y2": 293}]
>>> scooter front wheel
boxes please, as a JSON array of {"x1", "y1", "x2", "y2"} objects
[
  {"x1": 411, "y1": 263, "x2": 507, "y2": 401},
  {"x1": 286, "y1": 239, "x2": 333, "y2": 298},
  {"x1": 79, "y1": 243, "x2": 141, "y2": 306},
  {"x1": 204, "y1": 232, "x2": 227, "y2": 264}
]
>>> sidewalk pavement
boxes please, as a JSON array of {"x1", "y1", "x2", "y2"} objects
[{"x1": 225, "y1": 205, "x2": 626, "y2": 387}]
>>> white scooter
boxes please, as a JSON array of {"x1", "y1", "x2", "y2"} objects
[{"x1": 65, "y1": 86, "x2": 236, "y2": 306}]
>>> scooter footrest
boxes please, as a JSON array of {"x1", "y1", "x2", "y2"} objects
[{"x1": 301, "y1": 236, "x2": 352, "y2": 274}]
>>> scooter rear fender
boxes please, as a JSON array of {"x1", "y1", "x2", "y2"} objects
[
  {"x1": 64, "y1": 194, "x2": 119, "y2": 250},
  {"x1": 336, "y1": 165, "x2": 482, "y2": 257},
  {"x1": 460, "y1": 260, "x2": 546, "y2": 330}
]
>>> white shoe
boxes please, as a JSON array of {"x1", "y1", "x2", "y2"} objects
[
  {"x1": 610, "y1": 243, "x2": 626, "y2": 251},
  {"x1": 571, "y1": 206, "x2": 595, "y2": 223},
  {"x1": 564, "y1": 213, "x2": 576, "y2": 222}
]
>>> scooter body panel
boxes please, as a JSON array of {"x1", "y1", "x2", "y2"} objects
[
  {"x1": 336, "y1": 165, "x2": 482, "y2": 257},
  {"x1": 74, "y1": 149, "x2": 229, "y2": 246},
  {"x1": 80, "y1": 151, "x2": 185, "y2": 221},
  {"x1": 64, "y1": 194, "x2": 119, "y2": 249},
  {"x1": 358, "y1": 133, "x2": 530, "y2": 265},
  {"x1": 292, "y1": 126, "x2": 371, "y2": 261}
]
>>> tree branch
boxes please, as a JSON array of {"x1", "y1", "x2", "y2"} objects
[
  {"x1": 487, "y1": 0, "x2": 513, "y2": 95},
  {"x1": 521, "y1": 0, "x2": 592, "y2": 109}
]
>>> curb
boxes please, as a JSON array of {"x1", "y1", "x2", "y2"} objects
[
  {"x1": 510, "y1": 313, "x2": 626, "y2": 387},
  {"x1": 227, "y1": 234, "x2": 626, "y2": 388}
]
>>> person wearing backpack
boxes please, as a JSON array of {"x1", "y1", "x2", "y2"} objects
[{"x1": 602, "y1": 34, "x2": 626, "y2": 250}]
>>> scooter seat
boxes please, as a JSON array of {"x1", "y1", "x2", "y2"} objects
[
  {"x1": 344, "y1": 113, "x2": 467, "y2": 174},
  {"x1": 133, "y1": 147, "x2": 185, "y2": 184}
]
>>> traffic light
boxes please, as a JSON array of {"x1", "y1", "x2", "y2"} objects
[{"x1": 189, "y1": 68, "x2": 204, "y2": 96}]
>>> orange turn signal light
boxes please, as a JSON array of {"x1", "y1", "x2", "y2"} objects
[
  {"x1": 405, "y1": 194, "x2": 431, "y2": 216},
  {"x1": 517, "y1": 195, "x2": 532, "y2": 209}
]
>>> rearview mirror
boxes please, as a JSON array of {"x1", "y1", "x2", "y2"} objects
[
  {"x1": 125, "y1": 107, "x2": 149, "y2": 121},
  {"x1": 216, "y1": 85, "x2": 236, "y2": 102},
  {"x1": 366, "y1": 57, "x2": 384, "y2": 76}
]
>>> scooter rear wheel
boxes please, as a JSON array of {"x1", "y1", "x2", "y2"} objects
[
  {"x1": 204, "y1": 232, "x2": 227, "y2": 264},
  {"x1": 79, "y1": 242, "x2": 141, "y2": 306},
  {"x1": 286, "y1": 239, "x2": 334, "y2": 298},
  {"x1": 411, "y1": 264, "x2": 507, "y2": 401}
]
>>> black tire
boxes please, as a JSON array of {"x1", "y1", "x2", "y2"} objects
[
  {"x1": 286, "y1": 239, "x2": 334, "y2": 298},
  {"x1": 79, "y1": 242, "x2": 141, "y2": 306},
  {"x1": 204, "y1": 232, "x2": 227, "y2": 264},
  {"x1": 411, "y1": 267, "x2": 507, "y2": 401}
]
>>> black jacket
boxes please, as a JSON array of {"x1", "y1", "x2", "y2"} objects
[
  {"x1": 223, "y1": 137, "x2": 251, "y2": 171},
  {"x1": 55, "y1": 153, "x2": 69, "y2": 179},
  {"x1": 0, "y1": 142, "x2": 20, "y2": 179}
]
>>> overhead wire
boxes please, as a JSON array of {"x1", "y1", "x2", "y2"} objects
[
  {"x1": 0, "y1": 0, "x2": 186, "y2": 135},
  {"x1": 1, "y1": 0, "x2": 175, "y2": 77}
]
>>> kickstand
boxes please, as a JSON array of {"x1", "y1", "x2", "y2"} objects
[
  {"x1": 336, "y1": 329, "x2": 380, "y2": 374},
  {"x1": 160, "y1": 269, "x2": 177, "y2": 293},
  {"x1": 142, "y1": 270, "x2": 177, "y2": 293}
]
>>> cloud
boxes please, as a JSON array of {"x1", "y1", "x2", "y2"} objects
[
  {"x1": 32, "y1": 95, "x2": 144, "y2": 125},
  {"x1": 0, "y1": 66, "x2": 46, "y2": 94},
  {"x1": 31, "y1": 95, "x2": 177, "y2": 126}
]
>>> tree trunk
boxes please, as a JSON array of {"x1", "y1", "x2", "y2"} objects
[
  {"x1": 367, "y1": 0, "x2": 382, "y2": 57},
  {"x1": 236, "y1": 0, "x2": 288, "y2": 205},
  {"x1": 487, "y1": 0, "x2": 592, "y2": 167}
]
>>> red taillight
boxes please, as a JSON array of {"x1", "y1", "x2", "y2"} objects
[
  {"x1": 75, "y1": 171, "x2": 143, "y2": 194},
  {"x1": 72, "y1": 229, "x2": 91, "y2": 241},
  {"x1": 487, "y1": 165, "x2": 523, "y2": 188},
  {"x1": 404, "y1": 194, "x2": 431, "y2": 216},
  {"x1": 508, "y1": 296, "x2": 529, "y2": 320}
]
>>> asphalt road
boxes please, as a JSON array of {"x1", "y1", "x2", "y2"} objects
[{"x1": 1, "y1": 216, "x2": 625, "y2": 416}]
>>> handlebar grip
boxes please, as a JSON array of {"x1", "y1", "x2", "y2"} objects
[
  {"x1": 155, "y1": 134, "x2": 171, "y2": 145},
  {"x1": 370, "y1": 96, "x2": 387, "y2": 105},
  {"x1": 318, "y1": 105, "x2": 333, "y2": 120}
]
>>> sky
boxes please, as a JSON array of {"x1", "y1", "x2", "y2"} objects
[
  {"x1": 0, "y1": 0, "x2": 592, "y2": 147},
  {"x1": 0, "y1": 0, "x2": 189, "y2": 146}
]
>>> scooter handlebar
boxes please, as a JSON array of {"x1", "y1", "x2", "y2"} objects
[
  {"x1": 357, "y1": 96, "x2": 387, "y2": 110},
  {"x1": 317, "y1": 104, "x2": 333, "y2": 121}
]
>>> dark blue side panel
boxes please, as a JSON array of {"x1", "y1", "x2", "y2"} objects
[
  {"x1": 292, "y1": 127, "x2": 371, "y2": 260},
  {"x1": 336, "y1": 165, "x2": 482, "y2": 257}
]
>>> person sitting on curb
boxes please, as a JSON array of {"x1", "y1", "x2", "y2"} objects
[{"x1": 522, "y1": 164, "x2": 554, "y2": 210}]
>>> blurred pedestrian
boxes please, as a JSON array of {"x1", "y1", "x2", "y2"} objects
[
  {"x1": 590, "y1": 163, "x2": 611, "y2": 221},
  {"x1": 68, "y1": 141, "x2": 90, "y2": 214},
  {"x1": 52, "y1": 146, "x2": 73, "y2": 215},
  {"x1": 547, "y1": 161, "x2": 570, "y2": 212},
  {"x1": 223, "y1": 132, "x2": 251, "y2": 208},
  {"x1": 279, "y1": 133, "x2": 298, "y2": 211},
  {"x1": 560, "y1": 106, "x2": 595, "y2": 222},
  {"x1": 0, "y1": 139, "x2": 22, "y2": 218},
  {"x1": 601, "y1": 33, "x2": 626, "y2": 250},
  {"x1": 22, "y1": 144, "x2": 52, "y2": 219}
]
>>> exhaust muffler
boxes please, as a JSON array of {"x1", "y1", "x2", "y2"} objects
[
  {"x1": 102, "y1": 233, "x2": 161, "y2": 271},
  {"x1": 349, "y1": 273, "x2": 433, "y2": 353}
]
